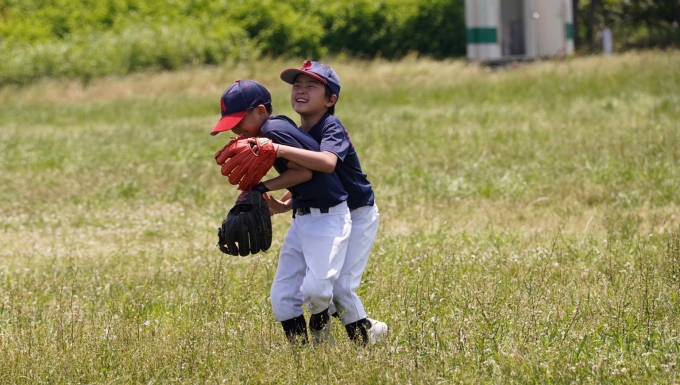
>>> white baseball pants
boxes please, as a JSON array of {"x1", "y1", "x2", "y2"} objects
[
  {"x1": 329, "y1": 204, "x2": 380, "y2": 325},
  {"x1": 270, "y1": 201, "x2": 351, "y2": 322}
]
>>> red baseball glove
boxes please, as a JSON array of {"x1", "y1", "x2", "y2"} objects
[{"x1": 215, "y1": 137, "x2": 278, "y2": 190}]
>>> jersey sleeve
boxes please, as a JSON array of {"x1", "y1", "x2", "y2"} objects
[
  {"x1": 262, "y1": 117, "x2": 321, "y2": 151},
  {"x1": 318, "y1": 120, "x2": 352, "y2": 162},
  {"x1": 261, "y1": 116, "x2": 315, "y2": 177}
]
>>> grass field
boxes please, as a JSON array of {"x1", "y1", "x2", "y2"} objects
[{"x1": 1, "y1": 51, "x2": 679, "y2": 384}]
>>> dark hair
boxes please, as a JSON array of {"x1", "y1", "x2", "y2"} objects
[
  {"x1": 325, "y1": 86, "x2": 336, "y2": 115},
  {"x1": 246, "y1": 103, "x2": 273, "y2": 117}
]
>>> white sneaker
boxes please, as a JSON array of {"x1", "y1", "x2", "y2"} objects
[{"x1": 366, "y1": 318, "x2": 388, "y2": 344}]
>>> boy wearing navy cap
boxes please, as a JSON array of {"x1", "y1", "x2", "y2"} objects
[
  {"x1": 266, "y1": 61, "x2": 388, "y2": 345},
  {"x1": 211, "y1": 79, "x2": 352, "y2": 344}
]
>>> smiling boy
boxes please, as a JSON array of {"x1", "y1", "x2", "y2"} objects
[{"x1": 266, "y1": 61, "x2": 388, "y2": 345}]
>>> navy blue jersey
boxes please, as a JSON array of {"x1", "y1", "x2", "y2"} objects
[
  {"x1": 261, "y1": 115, "x2": 347, "y2": 209},
  {"x1": 307, "y1": 114, "x2": 375, "y2": 210}
]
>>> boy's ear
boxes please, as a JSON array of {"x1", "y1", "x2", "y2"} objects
[
  {"x1": 326, "y1": 94, "x2": 338, "y2": 108},
  {"x1": 254, "y1": 104, "x2": 267, "y2": 116}
]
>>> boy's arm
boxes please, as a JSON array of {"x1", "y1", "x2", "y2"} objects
[
  {"x1": 276, "y1": 145, "x2": 337, "y2": 174},
  {"x1": 260, "y1": 161, "x2": 312, "y2": 191}
]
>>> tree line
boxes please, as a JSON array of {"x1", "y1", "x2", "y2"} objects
[
  {"x1": 573, "y1": 0, "x2": 679, "y2": 51},
  {"x1": 0, "y1": 0, "x2": 676, "y2": 85}
]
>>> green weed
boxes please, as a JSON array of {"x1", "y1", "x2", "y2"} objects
[{"x1": 0, "y1": 51, "x2": 679, "y2": 384}]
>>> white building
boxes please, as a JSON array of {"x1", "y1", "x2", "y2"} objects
[{"x1": 466, "y1": 0, "x2": 574, "y2": 62}]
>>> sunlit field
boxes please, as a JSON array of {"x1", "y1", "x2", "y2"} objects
[{"x1": 1, "y1": 51, "x2": 679, "y2": 384}]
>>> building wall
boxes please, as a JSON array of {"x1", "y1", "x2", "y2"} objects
[
  {"x1": 535, "y1": 0, "x2": 567, "y2": 57},
  {"x1": 466, "y1": 0, "x2": 501, "y2": 60},
  {"x1": 564, "y1": 0, "x2": 575, "y2": 55}
]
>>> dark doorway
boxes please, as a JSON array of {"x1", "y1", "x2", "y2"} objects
[{"x1": 501, "y1": 0, "x2": 526, "y2": 56}]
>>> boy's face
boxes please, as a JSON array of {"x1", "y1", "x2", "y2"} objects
[
  {"x1": 231, "y1": 105, "x2": 267, "y2": 138},
  {"x1": 290, "y1": 73, "x2": 336, "y2": 116}
]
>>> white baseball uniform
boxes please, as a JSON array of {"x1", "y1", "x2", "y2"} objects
[{"x1": 261, "y1": 115, "x2": 351, "y2": 324}]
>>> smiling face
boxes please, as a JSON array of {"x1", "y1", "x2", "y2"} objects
[{"x1": 290, "y1": 73, "x2": 337, "y2": 118}]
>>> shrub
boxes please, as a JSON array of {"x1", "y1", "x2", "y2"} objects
[
  {"x1": 0, "y1": 21, "x2": 252, "y2": 84},
  {"x1": 227, "y1": 0, "x2": 326, "y2": 59}
]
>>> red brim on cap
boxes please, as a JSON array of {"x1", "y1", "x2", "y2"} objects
[
  {"x1": 280, "y1": 68, "x2": 328, "y2": 86},
  {"x1": 210, "y1": 111, "x2": 247, "y2": 136}
]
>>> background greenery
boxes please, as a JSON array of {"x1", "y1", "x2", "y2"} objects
[
  {"x1": 1, "y1": 0, "x2": 678, "y2": 85},
  {"x1": 0, "y1": 51, "x2": 679, "y2": 383},
  {"x1": 574, "y1": 0, "x2": 680, "y2": 51},
  {"x1": 0, "y1": 0, "x2": 466, "y2": 85}
]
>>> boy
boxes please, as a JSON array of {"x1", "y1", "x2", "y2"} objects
[
  {"x1": 210, "y1": 79, "x2": 351, "y2": 344},
  {"x1": 265, "y1": 61, "x2": 388, "y2": 345}
]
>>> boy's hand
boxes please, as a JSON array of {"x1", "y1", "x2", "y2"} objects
[
  {"x1": 263, "y1": 193, "x2": 292, "y2": 216},
  {"x1": 250, "y1": 139, "x2": 279, "y2": 156}
]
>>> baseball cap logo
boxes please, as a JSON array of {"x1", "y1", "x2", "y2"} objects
[
  {"x1": 302, "y1": 60, "x2": 312, "y2": 70},
  {"x1": 220, "y1": 99, "x2": 226, "y2": 113}
]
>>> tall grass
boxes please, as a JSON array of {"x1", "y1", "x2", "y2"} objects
[{"x1": 0, "y1": 51, "x2": 679, "y2": 383}]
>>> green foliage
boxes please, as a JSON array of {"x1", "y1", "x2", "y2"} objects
[
  {"x1": 397, "y1": 0, "x2": 466, "y2": 58},
  {"x1": 315, "y1": 0, "x2": 400, "y2": 58},
  {"x1": 0, "y1": 20, "x2": 252, "y2": 84},
  {"x1": 227, "y1": 0, "x2": 325, "y2": 59},
  {"x1": 1, "y1": 0, "x2": 677, "y2": 85},
  {"x1": 0, "y1": 0, "x2": 467, "y2": 85},
  {"x1": 575, "y1": 0, "x2": 680, "y2": 50}
]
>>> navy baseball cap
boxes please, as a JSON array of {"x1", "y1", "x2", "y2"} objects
[
  {"x1": 210, "y1": 79, "x2": 272, "y2": 136},
  {"x1": 280, "y1": 60, "x2": 341, "y2": 99}
]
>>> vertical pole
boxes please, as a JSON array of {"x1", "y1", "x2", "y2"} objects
[{"x1": 602, "y1": 28, "x2": 612, "y2": 55}]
